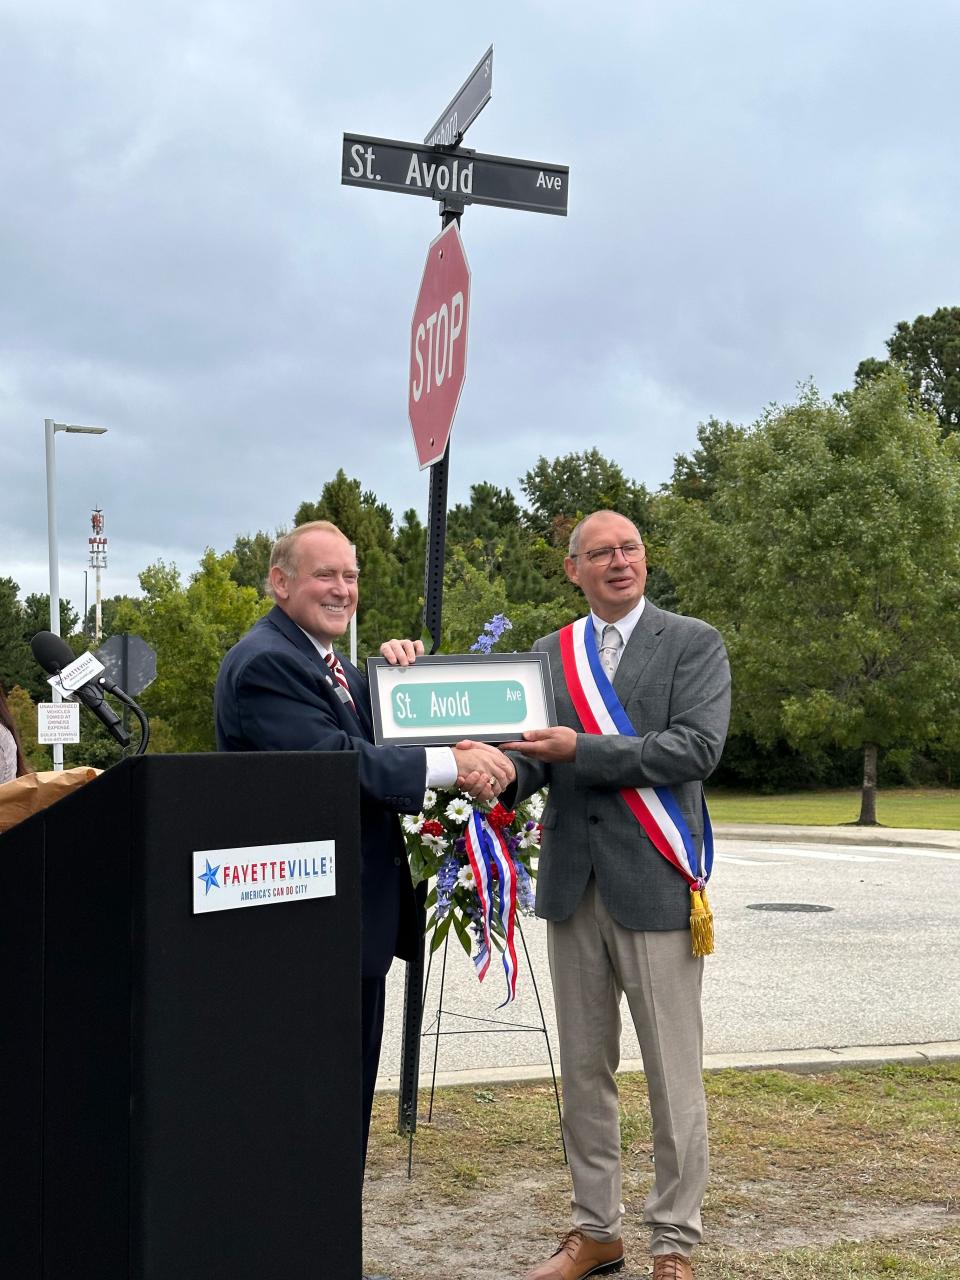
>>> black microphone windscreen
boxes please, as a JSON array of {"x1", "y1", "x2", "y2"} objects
[{"x1": 31, "y1": 630, "x2": 76, "y2": 674}]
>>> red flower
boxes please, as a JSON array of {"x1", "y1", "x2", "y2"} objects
[
  {"x1": 419, "y1": 819, "x2": 444, "y2": 837},
  {"x1": 487, "y1": 804, "x2": 516, "y2": 831}
]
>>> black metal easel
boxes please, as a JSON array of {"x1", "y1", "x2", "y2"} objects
[{"x1": 406, "y1": 916, "x2": 566, "y2": 1177}]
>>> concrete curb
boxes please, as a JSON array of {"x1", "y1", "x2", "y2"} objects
[
  {"x1": 714, "y1": 822, "x2": 960, "y2": 850},
  {"x1": 376, "y1": 1041, "x2": 960, "y2": 1093}
]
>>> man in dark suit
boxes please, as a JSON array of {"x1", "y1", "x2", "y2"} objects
[
  {"x1": 214, "y1": 520, "x2": 512, "y2": 1176},
  {"x1": 501, "y1": 510, "x2": 731, "y2": 1280}
]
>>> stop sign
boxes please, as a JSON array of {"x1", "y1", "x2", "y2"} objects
[{"x1": 408, "y1": 220, "x2": 471, "y2": 469}]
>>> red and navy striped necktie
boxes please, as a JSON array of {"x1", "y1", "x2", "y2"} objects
[{"x1": 324, "y1": 651, "x2": 356, "y2": 711}]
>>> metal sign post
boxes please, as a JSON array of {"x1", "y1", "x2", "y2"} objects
[{"x1": 341, "y1": 46, "x2": 569, "y2": 1147}]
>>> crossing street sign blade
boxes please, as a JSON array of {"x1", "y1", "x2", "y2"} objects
[
  {"x1": 424, "y1": 45, "x2": 493, "y2": 147},
  {"x1": 341, "y1": 134, "x2": 568, "y2": 216}
]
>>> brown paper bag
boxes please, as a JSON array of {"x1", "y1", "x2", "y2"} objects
[{"x1": 0, "y1": 767, "x2": 101, "y2": 833}]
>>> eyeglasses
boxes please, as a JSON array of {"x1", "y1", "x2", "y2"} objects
[{"x1": 570, "y1": 542, "x2": 646, "y2": 567}]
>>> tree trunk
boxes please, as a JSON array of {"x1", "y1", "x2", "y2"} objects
[{"x1": 858, "y1": 741, "x2": 879, "y2": 825}]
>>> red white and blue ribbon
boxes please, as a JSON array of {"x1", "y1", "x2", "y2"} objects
[
  {"x1": 464, "y1": 810, "x2": 520, "y2": 1005},
  {"x1": 559, "y1": 616, "x2": 713, "y2": 889}
]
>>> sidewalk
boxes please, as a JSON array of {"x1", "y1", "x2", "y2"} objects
[
  {"x1": 385, "y1": 1040, "x2": 960, "y2": 1092},
  {"x1": 714, "y1": 821, "x2": 960, "y2": 850}
]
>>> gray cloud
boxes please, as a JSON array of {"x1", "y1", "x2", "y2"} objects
[{"x1": 3, "y1": 0, "x2": 959, "y2": 614}]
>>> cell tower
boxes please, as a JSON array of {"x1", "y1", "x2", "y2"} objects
[{"x1": 88, "y1": 507, "x2": 108, "y2": 642}]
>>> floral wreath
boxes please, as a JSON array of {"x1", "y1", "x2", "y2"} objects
[{"x1": 402, "y1": 615, "x2": 544, "y2": 1005}]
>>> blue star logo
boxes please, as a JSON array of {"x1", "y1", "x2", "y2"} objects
[{"x1": 198, "y1": 859, "x2": 221, "y2": 895}]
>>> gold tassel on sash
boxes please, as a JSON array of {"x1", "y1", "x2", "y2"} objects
[{"x1": 689, "y1": 886, "x2": 714, "y2": 957}]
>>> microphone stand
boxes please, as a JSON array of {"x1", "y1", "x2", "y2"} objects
[{"x1": 108, "y1": 684, "x2": 150, "y2": 756}]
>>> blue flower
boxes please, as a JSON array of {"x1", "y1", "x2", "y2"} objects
[
  {"x1": 470, "y1": 613, "x2": 513, "y2": 653},
  {"x1": 436, "y1": 855, "x2": 460, "y2": 920},
  {"x1": 515, "y1": 860, "x2": 536, "y2": 913}
]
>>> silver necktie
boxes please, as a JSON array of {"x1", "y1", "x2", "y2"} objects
[{"x1": 599, "y1": 624, "x2": 622, "y2": 681}]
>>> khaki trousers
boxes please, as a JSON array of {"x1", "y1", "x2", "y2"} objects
[{"x1": 547, "y1": 878, "x2": 708, "y2": 1256}]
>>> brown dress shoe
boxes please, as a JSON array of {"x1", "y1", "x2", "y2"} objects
[
  {"x1": 525, "y1": 1229, "x2": 625, "y2": 1280},
  {"x1": 651, "y1": 1254, "x2": 694, "y2": 1280}
]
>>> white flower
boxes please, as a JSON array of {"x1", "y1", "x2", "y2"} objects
[
  {"x1": 525, "y1": 792, "x2": 545, "y2": 820},
  {"x1": 445, "y1": 796, "x2": 473, "y2": 823},
  {"x1": 423, "y1": 833, "x2": 448, "y2": 853},
  {"x1": 519, "y1": 828, "x2": 541, "y2": 849},
  {"x1": 422, "y1": 788, "x2": 438, "y2": 810},
  {"x1": 402, "y1": 812, "x2": 425, "y2": 834},
  {"x1": 457, "y1": 865, "x2": 476, "y2": 889}
]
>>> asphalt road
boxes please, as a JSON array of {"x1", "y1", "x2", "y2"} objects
[{"x1": 376, "y1": 827, "x2": 960, "y2": 1090}]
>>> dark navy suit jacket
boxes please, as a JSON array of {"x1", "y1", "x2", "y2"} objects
[{"x1": 214, "y1": 605, "x2": 423, "y2": 977}]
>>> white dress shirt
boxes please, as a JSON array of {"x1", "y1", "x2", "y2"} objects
[{"x1": 590, "y1": 596, "x2": 646, "y2": 662}]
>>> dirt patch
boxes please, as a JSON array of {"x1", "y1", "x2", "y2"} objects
[
  {"x1": 362, "y1": 1064, "x2": 960, "y2": 1279},
  {"x1": 364, "y1": 1168, "x2": 958, "y2": 1279}
]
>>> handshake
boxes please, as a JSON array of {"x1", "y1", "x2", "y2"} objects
[
  {"x1": 379, "y1": 636, "x2": 516, "y2": 805},
  {"x1": 451, "y1": 739, "x2": 516, "y2": 804}
]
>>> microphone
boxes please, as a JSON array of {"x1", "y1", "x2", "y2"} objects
[{"x1": 31, "y1": 631, "x2": 131, "y2": 748}]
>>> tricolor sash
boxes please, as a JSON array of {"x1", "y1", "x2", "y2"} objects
[
  {"x1": 559, "y1": 616, "x2": 715, "y2": 955},
  {"x1": 463, "y1": 810, "x2": 520, "y2": 1005}
]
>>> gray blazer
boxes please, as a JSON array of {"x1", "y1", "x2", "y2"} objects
[{"x1": 510, "y1": 602, "x2": 731, "y2": 932}]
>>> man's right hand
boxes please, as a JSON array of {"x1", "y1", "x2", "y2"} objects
[{"x1": 452, "y1": 741, "x2": 515, "y2": 799}]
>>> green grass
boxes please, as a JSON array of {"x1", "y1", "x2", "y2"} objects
[
  {"x1": 707, "y1": 787, "x2": 960, "y2": 829},
  {"x1": 365, "y1": 1063, "x2": 960, "y2": 1279},
  {"x1": 703, "y1": 1235, "x2": 960, "y2": 1279}
]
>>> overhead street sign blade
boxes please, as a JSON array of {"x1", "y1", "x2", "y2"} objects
[
  {"x1": 424, "y1": 44, "x2": 493, "y2": 147},
  {"x1": 341, "y1": 133, "x2": 568, "y2": 216}
]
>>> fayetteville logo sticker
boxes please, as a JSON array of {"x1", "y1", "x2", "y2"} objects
[{"x1": 192, "y1": 841, "x2": 336, "y2": 915}]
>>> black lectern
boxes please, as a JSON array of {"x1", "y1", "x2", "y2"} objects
[{"x1": 0, "y1": 752, "x2": 362, "y2": 1280}]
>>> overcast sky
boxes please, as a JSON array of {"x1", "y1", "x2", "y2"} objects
[{"x1": 3, "y1": 0, "x2": 959, "y2": 614}]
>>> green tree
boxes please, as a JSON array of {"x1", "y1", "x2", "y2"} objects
[
  {"x1": 295, "y1": 469, "x2": 395, "y2": 556},
  {"x1": 390, "y1": 508, "x2": 427, "y2": 642},
  {"x1": 115, "y1": 551, "x2": 269, "y2": 752},
  {"x1": 82, "y1": 594, "x2": 142, "y2": 642},
  {"x1": 661, "y1": 373, "x2": 960, "y2": 823},
  {"x1": 520, "y1": 448, "x2": 654, "y2": 545},
  {"x1": 855, "y1": 306, "x2": 960, "y2": 435},
  {"x1": 669, "y1": 419, "x2": 747, "y2": 503},
  {"x1": 4, "y1": 683, "x2": 49, "y2": 771},
  {"x1": 448, "y1": 482, "x2": 524, "y2": 558},
  {"x1": 852, "y1": 355, "x2": 890, "y2": 391},
  {"x1": 229, "y1": 530, "x2": 279, "y2": 594},
  {"x1": 0, "y1": 578, "x2": 34, "y2": 694},
  {"x1": 295, "y1": 471, "x2": 423, "y2": 655},
  {"x1": 0, "y1": 586, "x2": 79, "y2": 701},
  {"x1": 21, "y1": 593, "x2": 79, "y2": 641},
  {"x1": 440, "y1": 549, "x2": 572, "y2": 654},
  {"x1": 448, "y1": 482, "x2": 566, "y2": 608}
]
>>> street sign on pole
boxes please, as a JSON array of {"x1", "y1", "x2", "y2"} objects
[
  {"x1": 340, "y1": 51, "x2": 569, "y2": 1146},
  {"x1": 341, "y1": 134, "x2": 568, "y2": 216},
  {"x1": 96, "y1": 633, "x2": 157, "y2": 697},
  {"x1": 408, "y1": 222, "x2": 471, "y2": 470},
  {"x1": 424, "y1": 45, "x2": 493, "y2": 147}
]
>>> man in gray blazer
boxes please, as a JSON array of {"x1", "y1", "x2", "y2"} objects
[{"x1": 502, "y1": 509, "x2": 731, "y2": 1280}]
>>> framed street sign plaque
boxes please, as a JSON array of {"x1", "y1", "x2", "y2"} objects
[{"x1": 366, "y1": 652, "x2": 557, "y2": 747}]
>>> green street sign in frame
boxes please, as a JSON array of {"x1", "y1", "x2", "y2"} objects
[{"x1": 365, "y1": 651, "x2": 557, "y2": 747}]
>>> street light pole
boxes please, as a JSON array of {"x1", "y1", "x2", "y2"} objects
[{"x1": 43, "y1": 419, "x2": 108, "y2": 770}]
